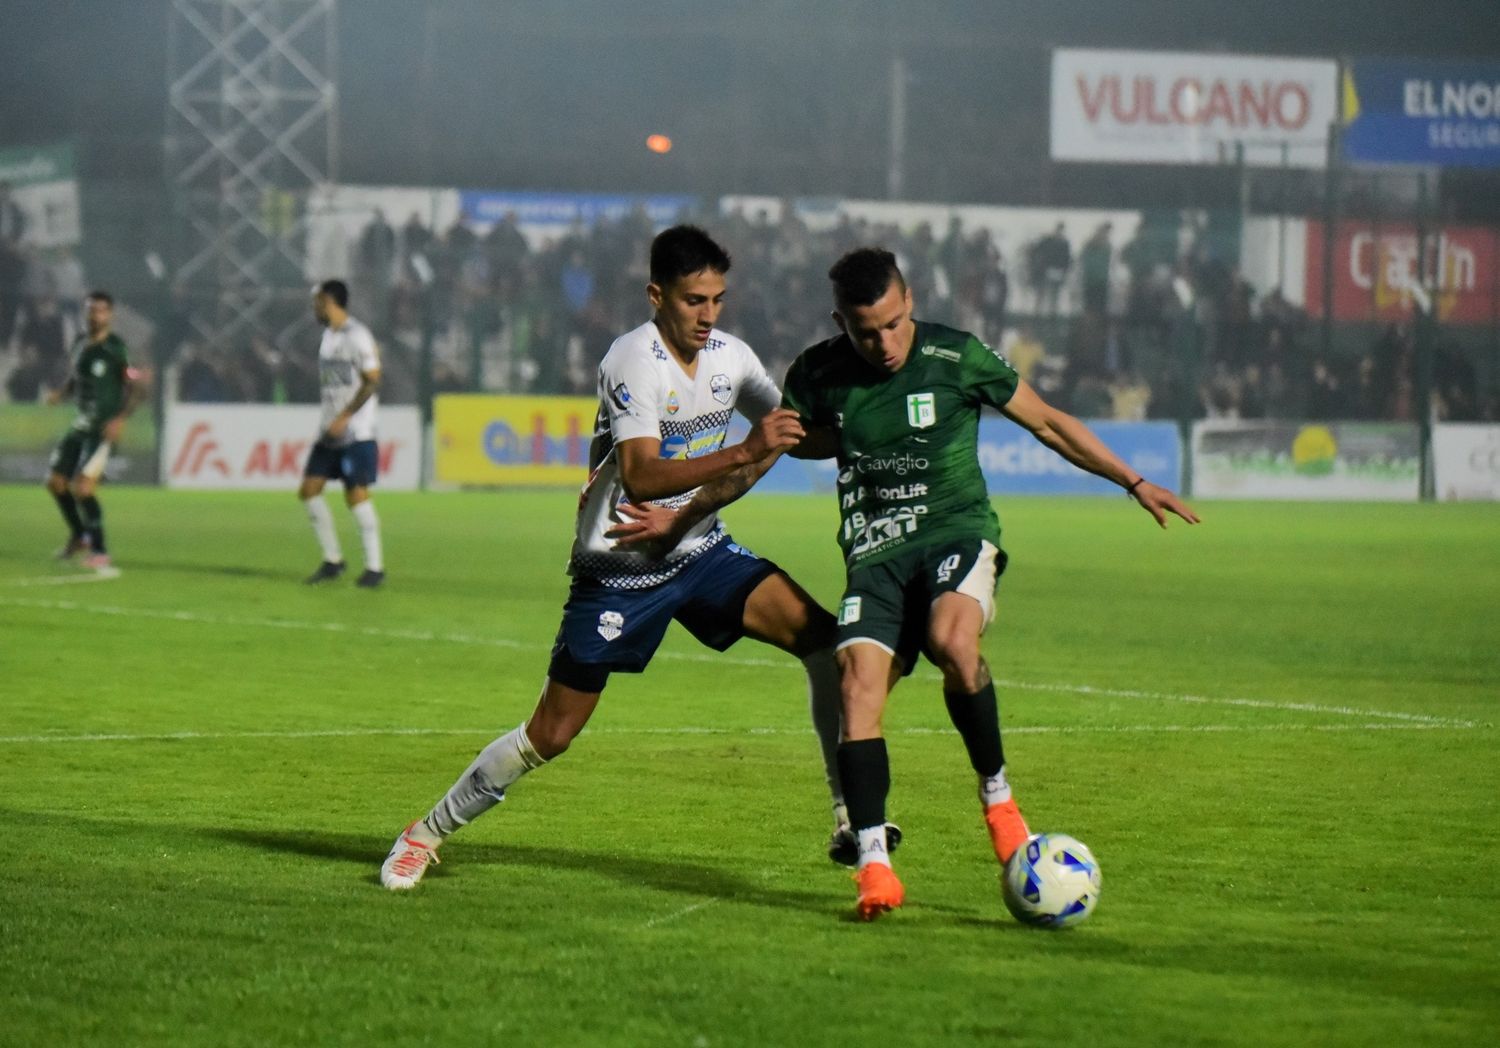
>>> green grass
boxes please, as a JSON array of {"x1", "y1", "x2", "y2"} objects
[{"x1": 2, "y1": 485, "x2": 1497, "y2": 1047}]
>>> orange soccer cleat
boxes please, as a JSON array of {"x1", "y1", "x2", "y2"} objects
[
  {"x1": 854, "y1": 862, "x2": 905, "y2": 921},
  {"x1": 984, "y1": 798, "x2": 1031, "y2": 865}
]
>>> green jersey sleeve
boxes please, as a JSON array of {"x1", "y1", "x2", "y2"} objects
[
  {"x1": 964, "y1": 335, "x2": 1020, "y2": 409},
  {"x1": 781, "y1": 353, "x2": 820, "y2": 421}
]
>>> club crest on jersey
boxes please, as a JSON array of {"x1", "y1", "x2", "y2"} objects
[
  {"x1": 91, "y1": 359, "x2": 107, "y2": 377},
  {"x1": 609, "y1": 382, "x2": 632, "y2": 412},
  {"x1": 597, "y1": 610, "x2": 625, "y2": 642},
  {"x1": 906, "y1": 392, "x2": 936, "y2": 429},
  {"x1": 838, "y1": 596, "x2": 862, "y2": 626},
  {"x1": 710, "y1": 373, "x2": 732, "y2": 404},
  {"x1": 666, "y1": 391, "x2": 680, "y2": 415}
]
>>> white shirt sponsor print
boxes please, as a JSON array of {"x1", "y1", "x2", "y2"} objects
[{"x1": 843, "y1": 505, "x2": 928, "y2": 557}]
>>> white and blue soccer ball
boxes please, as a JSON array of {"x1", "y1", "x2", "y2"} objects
[{"x1": 1001, "y1": 832, "x2": 1101, "y2": 929}]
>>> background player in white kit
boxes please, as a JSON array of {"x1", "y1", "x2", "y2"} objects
[
  {"x1": 300, "y1": 279, "x2": 386, "y2": 588},
  {"x1": 379, "y1": 226, "x2": 889, "y2": 889}
]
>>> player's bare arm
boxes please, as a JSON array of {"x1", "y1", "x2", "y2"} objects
[
  {"x1": 102, "y1": 370, "x2": 145, "y2": 444},
  {"x1": 45, "y1": 375, "x2": 76, "y2": 407},
  {"x1": 326, "y1": 366, "x2": 381, "y2": 440},
  {"x1": 614, "y1": 407, "x2": 803, "y2": 503},
  {"x1": 1000, "y1": 380, "x2": 1199, "y2": 528},
  {"x1": 608, "y1": 450, "x2": 785, "y2": 553}
]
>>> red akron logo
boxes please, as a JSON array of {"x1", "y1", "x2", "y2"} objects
[{"x1": 171, "y1": 421, "x2": 398, "y2": 478}]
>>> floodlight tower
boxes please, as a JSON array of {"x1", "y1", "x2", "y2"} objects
[{"x1": 165, "y1": 0, "x2": 338, "y2": 351}]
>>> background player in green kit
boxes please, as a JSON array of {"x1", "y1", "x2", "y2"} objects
[
  {"x1": 782, "y1": 249, "x2": 1199, "y2": 920},
  {"x1": 44, "y1": 290, "x2": 139, "y2": 571}
]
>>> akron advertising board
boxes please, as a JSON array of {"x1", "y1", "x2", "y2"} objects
[
  {"x1": 1192, "y1": 420, "x2": 1419, "y2": 500},
  {"x1": 1051, "y1": 49, "x2": 1338, "y2": 168},
  {"x1": 163, "y1": 404, "x2": 422, "y2": 491}
]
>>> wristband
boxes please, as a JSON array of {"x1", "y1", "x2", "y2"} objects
[{"x1": 1125, "y1": 477, "x2": 1145, "y2": 497}]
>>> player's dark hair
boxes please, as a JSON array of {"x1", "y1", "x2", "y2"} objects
[
  {"x1": 828, "y1": 248, "x2": 905, "y2": 309},
  {"x1": 649, "y1": 225, "x2": 731, "y2": 286},
  {"x1": 86, "y1": 289, "x2": 113, "y2": 307},
  {"x1": 318, "y1": 279, "x2": 350, "y2": 309}
]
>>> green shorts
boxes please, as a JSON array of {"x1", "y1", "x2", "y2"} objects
[
  {"x1": 49, "y1": 428, "x2": 111, "y2": 481},
  {"x1": 835, "y1": 538, "x2": 1008, "y2": 675}
]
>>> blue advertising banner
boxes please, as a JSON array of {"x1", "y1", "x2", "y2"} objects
[
  {"x1": 459, "y1": 190, "x2": 698, "y2": 230},
  {"x1": 727, "y1": 418, "x2": 1181, "y2": 496},
  {"x1": 1342, "y1": 60, "x2": 1500, "y2": 168}
]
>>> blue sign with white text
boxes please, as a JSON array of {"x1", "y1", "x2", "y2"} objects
[
  {"x1": 1342, "y1": 59, "x2": 1500, "y2": 169},
  {"x1": 726, "y1": 418, "x2": 1181, "y2": 496},
  {"x1": 460, "y1": 190, "x2": 699, "y2": 229}
]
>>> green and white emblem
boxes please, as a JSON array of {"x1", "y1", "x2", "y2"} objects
[{"x1": 906, "y1": 392, "x2": 935, "y2": 429}]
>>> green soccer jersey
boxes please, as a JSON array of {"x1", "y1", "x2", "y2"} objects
[
  {"x1": 782, "y1": 321, "x2": 1019, "y2": 570},
  {"x1": 69, "y1": 333, "x2": 130, "y2": 434}
]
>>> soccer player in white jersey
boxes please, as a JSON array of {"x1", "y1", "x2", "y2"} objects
[
  {"x1": 380, "y1": 226, "x2": 896, "y2": 890},
  {"x1": 299, "y1": 279, "x2": 386, "y2": 588}
]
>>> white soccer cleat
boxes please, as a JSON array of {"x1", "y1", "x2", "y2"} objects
[{"x1": 380, "y1": 821, "x2": 441, "y2": 890}]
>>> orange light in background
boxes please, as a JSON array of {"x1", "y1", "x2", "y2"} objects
[{"x1": 646, "y1": 134, "x2": 673, "y2": 154}]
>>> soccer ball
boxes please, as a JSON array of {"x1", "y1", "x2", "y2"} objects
[{"x1": 1001, "y1": 832, "x2": 1101, "y2": 929}]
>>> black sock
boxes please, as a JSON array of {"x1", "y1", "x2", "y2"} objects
[
  {"x1": 944, "y1": 682, "x2": 1004, "y2": 779},
  {"x1": 52, "y1": 490, "x2": 86, "y2": 538},
  {"x1": 78, "y1": 496, "x2": 105, "y2": 553},
  {"x1": 836, "y1": 738, "x2": 890, "y2": 831}
]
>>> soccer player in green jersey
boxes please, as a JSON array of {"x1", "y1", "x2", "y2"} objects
[
  {"x1": 781, "y1": 248, "x2": 1199, "y2": 920},
  {"x1": 44, "y1": 291, "x2": 139, "y2": 571}
]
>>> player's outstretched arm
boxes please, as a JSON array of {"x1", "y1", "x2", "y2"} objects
[
  {"x1": 616, "y1": 408, "x2": 804, "y2": 503},
  {"x1": 1000, "y1": 381, "x2": 1199, "y2": 528},
  {"x1": 607, "y1": 451, "x2": 784, "y2": 555}
]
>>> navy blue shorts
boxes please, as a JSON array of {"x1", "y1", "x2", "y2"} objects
[
  {"x1": 303, "y1": 439, "x2": 379, "y2": 488},
  {"x1": 547, "y1": 538, "x2": 781, "y2": 693}
]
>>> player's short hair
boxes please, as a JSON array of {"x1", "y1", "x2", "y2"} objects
[
  {"x1": 86, "y1": 290, "x2": 113, "y2": 307},
  {"x1": 318, "y1": 279, "x2": 349, "y2": 309},
  {"x1": 649, "y1": 225, "x2": 731, "y2": 286},
  {"x1": 828, "y1": 248, "x2": 905, "y2": 309}
]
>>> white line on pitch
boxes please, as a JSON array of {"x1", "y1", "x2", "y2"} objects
[
  {"x1": 642, "y1": 898, "x2": 719, "y2": 929},
  {"x1": 6, "y1": 568, "x2": 121, "y2": 587},
  {"x1": 0, "y1": 721, "x2": 1475, "y2": 746},
  {"x1": 0, "y1": 595, "x2": 1475, "y2": 728}
]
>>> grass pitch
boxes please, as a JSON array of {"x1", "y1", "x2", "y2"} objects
[{"x1": 1, "y1": 485, "x2": 1497, "y2": 1047}]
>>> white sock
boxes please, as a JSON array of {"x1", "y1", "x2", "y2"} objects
[
  {"x1": 419, "y1": 724, "x2": 546, "y2": 841},
  {"x1": 856, "y1": 825, "x2": 891, "y2": 869},
  {"x1": 350, "y1": 499, "x2": 383, "y2": 572},
  {"x1": 980, "y1": 764, "x2": 1013, "y2": 808},
  {"x1": 802, "y1": 647, "x2": 845, "y2": 821},
  {"x1": 303, "y1": 496, "x2": 342, "y2": 563}
]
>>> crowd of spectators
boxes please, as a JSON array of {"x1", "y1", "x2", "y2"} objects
[{"x1": 2, "y1": 187, "x2": 1495, "y2": 425}]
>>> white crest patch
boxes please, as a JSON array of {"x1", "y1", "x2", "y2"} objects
[
  {"x1": 710, "y1": 373, "x2": 732, "y2": 405},
  {"x1": 597, "y1": 610, "x2": 624, "y2": 642},
  {"x1": 906, "y1": 392, "x2": 936, "y2": 429}
]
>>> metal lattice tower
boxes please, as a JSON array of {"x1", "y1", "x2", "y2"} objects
[{"x1": 166, "y1": 0, "x2": 337, "y2": 351}]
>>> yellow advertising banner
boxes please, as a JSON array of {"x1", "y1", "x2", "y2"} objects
[{"x1": 434, "y1": 394, "x2": 596, "y2": 486}]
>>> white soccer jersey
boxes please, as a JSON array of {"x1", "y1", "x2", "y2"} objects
[
  {"x1": 571, "y1": 320, "x2": 781, "y2": 588},
  {"x1": 317, "y1": 316, "x2": 380, "y2": 443}
]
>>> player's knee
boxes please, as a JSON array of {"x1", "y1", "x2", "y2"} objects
[
  {"x1": 71, "y1": 478, "x2": 95, "y2": 499},
  {"x1": 45, "y1": 475, "x2": 67, "y2": 495},
  {"x1": 927, "y1": 633, "x2": 981, "y2": 688}
]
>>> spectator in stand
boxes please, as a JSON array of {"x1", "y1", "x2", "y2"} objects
[
  {"x1": 18, "y1": 294, "x2": 71, "y2": 387},
  {"x1": 1079, "y1": 222, "x2": 1113, "y2": 318},
  {"x1": 1029, "y1": 222, "x2": 1071, "y2": 317},
  {"x1": 6, "y1": 341, "x2": 49, "y2": 401}
]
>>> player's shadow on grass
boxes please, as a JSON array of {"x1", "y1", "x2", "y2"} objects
[
  {"x1": 210, "y1": 826, "x2": 838, "y2": 916},
  {"x1": 111, "y1": 558, "x2": 289, "y2": 581}
]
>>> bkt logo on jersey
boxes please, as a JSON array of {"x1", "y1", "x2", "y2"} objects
[
  {"x1": 710, "y1": 373, "x2": 732, "y2": 404},
  {"x1": 907, "y1": 392, "x2": 936, "y2": 429}
]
